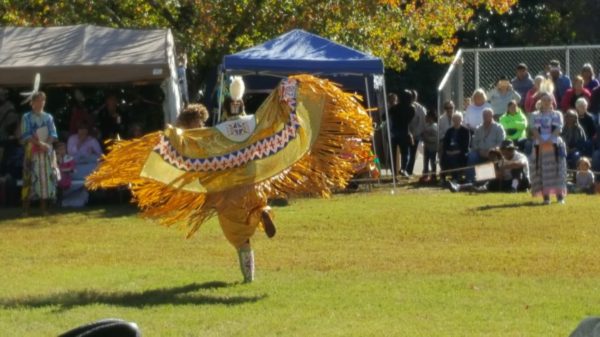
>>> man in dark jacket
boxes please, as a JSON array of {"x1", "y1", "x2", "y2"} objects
[{"x1": 385, "y1": 90, "x2": 415, "y2": 176}]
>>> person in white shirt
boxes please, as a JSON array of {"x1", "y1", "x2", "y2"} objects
[{"x1": 488, "y1": 139, "x2": 529, "y2": 192}]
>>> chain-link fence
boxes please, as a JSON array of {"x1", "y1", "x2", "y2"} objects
[{"x1": 438, "y1": 45, "x2": 600, "y2": 114}]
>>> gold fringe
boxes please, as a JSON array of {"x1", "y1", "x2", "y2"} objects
[
  {"x1": 85, "y1": 74, "x2": 373, "y2": 238},
  {"x1": 257, "y1": 74, "x2": 374, "y2": 198},
  {"x1": 85, "y1": 132, "x2": 161, "y2": 190}
]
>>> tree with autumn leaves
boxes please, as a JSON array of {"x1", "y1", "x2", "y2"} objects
[{"x1": 1, "y1": 0, "x2": 515, "y2": 85}]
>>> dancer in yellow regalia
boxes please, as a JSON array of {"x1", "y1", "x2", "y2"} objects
[{"x1": 86, "y1": 74, "x2": 373, "y2": 282}]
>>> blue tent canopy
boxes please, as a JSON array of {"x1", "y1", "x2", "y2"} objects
[{"x1": 222, "y1": 29, "x2": 384, "y2": 75}]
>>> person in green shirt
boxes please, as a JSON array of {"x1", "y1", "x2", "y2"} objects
[{"x1": 499, "y1": 99, "x2": 528, "y2": 151}]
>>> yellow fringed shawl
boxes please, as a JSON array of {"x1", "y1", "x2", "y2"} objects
[{"x1": 86, "y1": 74, "x2": 373, "y2": 238}]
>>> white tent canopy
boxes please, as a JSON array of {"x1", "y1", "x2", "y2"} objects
[{"x1": 0, "y1": 24, "x2": 181, "y2": 123}]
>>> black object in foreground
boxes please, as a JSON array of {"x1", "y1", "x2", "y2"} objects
[{"x1": 58, "y1": 318, "x2": 140, "y2": 337}]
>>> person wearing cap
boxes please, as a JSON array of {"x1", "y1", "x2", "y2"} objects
[
  {"x1": 488, "y1": 139, "x2": 529, "y2": 192},
  {"x1": 511, "y1": 63, "x2": 534, "y2": 107},
  {"x1": 487, "y1": 75, "x2": 521, "y2": 120},
  {"x1": 547, "y1": 59, "x2": 572, "y2": 103}
]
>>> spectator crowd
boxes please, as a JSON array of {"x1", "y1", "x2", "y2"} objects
[
  {"x1": 0, "y1": 87, "x2": 161, "y2": 213},
  {"x1": 386, "y1": 59, "x2": 600, "y2": 204}
]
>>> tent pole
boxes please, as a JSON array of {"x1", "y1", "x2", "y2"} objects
[
  {"x1": 364, "y1": 76, "x2": 381, "y2": 185},
  {"x1": 381, "y1": 76, "x2": 397, "y2": 192},
  {"x1": 216, "y1": 71, "x2": 225, "y2": 124}
]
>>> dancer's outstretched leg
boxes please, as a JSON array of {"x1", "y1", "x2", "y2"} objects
[{"x1": 238, "y1": 242, "x2": 254, "y2": 283}]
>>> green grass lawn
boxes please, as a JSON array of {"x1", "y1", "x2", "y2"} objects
[{"x1": 1, "y1": 189, "x2": 599, "y2": 336}]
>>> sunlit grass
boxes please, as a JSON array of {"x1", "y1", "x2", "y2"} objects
[{"x1": 1, "y1": 189, "x2": 599, "y2": 336}]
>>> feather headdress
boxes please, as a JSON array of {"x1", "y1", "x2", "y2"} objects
[
  {"x1": 20, "y1": 73, "x2": 41, "y2": 105},
  {"x1": 230, "y1": 76, "x2": 245, "y2": 101}
]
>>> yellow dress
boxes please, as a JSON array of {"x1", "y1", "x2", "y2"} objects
[{"x1": 86, "y1": 75, "x2": 373, "y2": 247}]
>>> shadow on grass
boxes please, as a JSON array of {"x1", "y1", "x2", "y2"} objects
[
  {"x1": 473, "y1": 201, "x2": 545, "y2": 211},
  {"x1": 0, "y1": 281, "x2": 266, "y2": 310},
  {"x1": 0, "y1": 204, "x2": 139, "y2": 222}
]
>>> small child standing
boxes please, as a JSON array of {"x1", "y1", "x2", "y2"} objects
[
  {"x1": 569, "y1": 157, "x2": 595, "y2": 194},
  {"x1": 55, "y1": 142, "x2": 75, "y2": 203},
  {"x1": 421, "y1": 111, "x2": 439, "y2": 182}
]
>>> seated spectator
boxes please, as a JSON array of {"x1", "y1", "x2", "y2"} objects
[
  {"x1": 65, "y1": 122, "x2": 102, "y2": 207},
  {"x1": 511, "y1": 63, "x2": 534, "y2": 108},
  {"x1": 560, "y1": 75, "x2": 591, "y2": 113},
  {"x1": 438, "y1": 100, "x2": 460, "y2": 147},
  {"x1": 581, "y1": 63, "x2": 599, "y2": 92},
  {"x1": 55, "y1": 142, "x2": 76, "y2": 206},
  {"x1": 499, "y1": 99, "x2": 528, "y2": 151},
  {"x1": 575, "y1": 97, "x2": 596, "y2": 157},
  {"x1": 568, "y1": 157, "x2": 595, "y2": 194},
  {"x1": 55, "y1": 141, "x2": 75, "y2": 189},
  {"x1": 590, "y1": 85, "x2": 600, "y2": 123},
  {"x1": 440, "y1": 113, "x2": 471, "y2": 182},
  {"x1": 488, "y1": 140, "x2": 530, "y2": 192},
  {"x1": 561, "y1": 109, "x2": 587, "y2": 170},
  {"x1": 67, "y1": 122, "x2": 102, "y2": 164},
  {"x1": 464, "y1": 89, "x2": 492, "y2": 132},
  {"x1": 487, "y1": 75, "x2": 521, "y2": 120},
  {"x1": 466, "y1": 108, "x2": 506, "y2": 183},
  {"x1": 575, "y1": 98, "x2": 596, "y2": 138}
]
